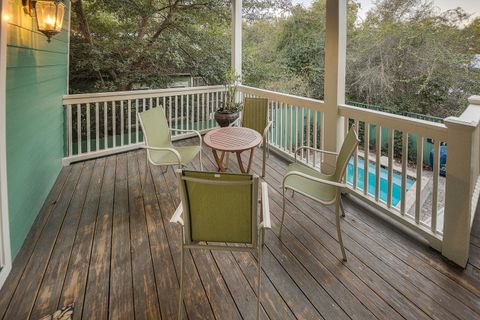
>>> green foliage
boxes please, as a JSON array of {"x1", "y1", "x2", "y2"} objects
[
  {"x1": 220, "y1": 69, "x2": 243, "y2": 113},
  {"x1": 70, "y1": 0, "x2": 480, "y2": 119},
  {"x1": 346, "y1": 0, "x2": 480, "y2": 117}
]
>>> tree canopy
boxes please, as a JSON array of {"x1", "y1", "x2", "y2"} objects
[{"x1": 69, "y1": 0, "x2": 480, "y2": 117}]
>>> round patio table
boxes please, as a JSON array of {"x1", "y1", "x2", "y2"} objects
[{"x1": 204, "y1": 127, "x2": 262, "y2": 173}]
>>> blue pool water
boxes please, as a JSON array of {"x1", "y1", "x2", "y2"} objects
[{"x1": 346, "y1": 158, "x2": 415, "y2": 206}]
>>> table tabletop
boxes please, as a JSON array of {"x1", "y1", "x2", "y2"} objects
[{"x1": 204, "y1": 127, "x2": 262, "y2": 152}]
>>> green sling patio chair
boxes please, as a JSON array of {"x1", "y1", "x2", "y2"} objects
[
  {"x1": 170, "y1": 170, "x2": 271, "y2": 320},
  {"x1": 138, "y1": 107, "x2": 203, "y2": 179},
  {"x1": 281, "y1": 125, "x2": 359, "y2": 261},
  {"x1": 232, "y1": 97, "x2": 272, "y2": 177}
]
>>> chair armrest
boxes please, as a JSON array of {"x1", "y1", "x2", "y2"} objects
[
  {"x1": 283, "y1": 171, "x2": 347, "y2": 189},
  {"x1": 262, "y1": 121, "x2": 273, "y2": 138},
  {"x1": 294, "y1": 146, "x2": 338, "y2": 162},
  {"x1": 141, "y1": 145, "x2": 182, "y2": 166},
  {"x1": 229, "y1": 117, "x2": 241, "y2": 127},
  {"x1": 169, "y1": 129, "x2": 202, "y2": 146},
  {"x1": 170, "y1": 202, "x2": 184, "y2": 226},
  {"x1": 260, "y1": 182, "x2": 271, "y2": 229}
]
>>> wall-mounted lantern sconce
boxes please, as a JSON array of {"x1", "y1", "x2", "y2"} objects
[{"x1": 22, "y1": 0, "x2": 65, "y2": 42}]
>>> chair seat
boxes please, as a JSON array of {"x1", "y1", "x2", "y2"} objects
[
  {"x1": 284, "y1": 163, "x2": 337, "y2": 204},
  {"x1": 149, "y1": 145, "x2": 202, "y2": 166}
]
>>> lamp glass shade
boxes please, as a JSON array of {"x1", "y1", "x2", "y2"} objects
[{"x1": 35, "y1": 1, "x2": 65, "y2": 38}]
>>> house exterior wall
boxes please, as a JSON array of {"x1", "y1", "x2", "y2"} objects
[{"x1": 5, "y1": 0, "x2": 69, "y2": 257}]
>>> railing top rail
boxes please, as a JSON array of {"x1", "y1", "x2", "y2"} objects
[
  {"x1": 63, "y1": 85, "x2": 226, "y2": 105},
  {"x1": 238, "y1": 85, "x2": 325, "y2": 110},
  {"x1": 339, "y1": 103, "x2": 448, "y2": 140}
]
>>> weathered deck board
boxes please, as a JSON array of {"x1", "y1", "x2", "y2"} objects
[
  {"x1": 81, "y1": 156, "x2": 116, "y2": 320},
  {"x1": 109, "y1": 154, "x2": 135, "y2": 320},
  {"x1": 1, "y1": 138, "x2": 480, "y2": 320}
]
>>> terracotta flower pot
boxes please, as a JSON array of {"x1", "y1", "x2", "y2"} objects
[{"x1": 214, "y1": 111, "x2": 240, "y2": 127}]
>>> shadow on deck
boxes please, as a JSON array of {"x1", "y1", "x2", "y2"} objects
[{"x1": 1, "y1": 137, "x2": 479, "y2": 320}]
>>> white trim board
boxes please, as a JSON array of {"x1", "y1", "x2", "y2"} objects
[{"x1": 0, "y1": 0, "x2": 12, "y2": 288}]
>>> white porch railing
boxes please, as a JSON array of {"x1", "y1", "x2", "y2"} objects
[
  {"x1": 62, "y1": 86, "x2": 480, "y2": 267},
  {"x1": 338, "y1": 104, "x2": 448, "y2": 250},
  {"x1": 62, "y1": 85, "x2": 226, "y2": 164},
  {"x1": 238, "y1": 85, "x2": 326, "y2": 167}
]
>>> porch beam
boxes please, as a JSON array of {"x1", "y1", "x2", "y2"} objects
[
  {"x1": 323, "y1": 0, "x2": 347, "y2": 172},
  {"x1": 231, "y1": 0, "x2": 242, "y2": 77}
]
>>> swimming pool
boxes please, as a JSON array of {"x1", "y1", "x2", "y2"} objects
[{"x1": 346, "y1": 158, "x2": 415, "y2": 206}]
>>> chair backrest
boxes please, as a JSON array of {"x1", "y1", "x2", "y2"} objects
[
  {"x1": 242, "y1": 98, "x2": 269, "y2": 136},
  {"x1": 138, "y1": 107, "x2": 172, "y2": 148},
  {"x1": 333, "y1": 125, "x2": 360, "y2": 182},
  {"x1": 177, "y1": 170, "x2": 258, "y2": 246}
]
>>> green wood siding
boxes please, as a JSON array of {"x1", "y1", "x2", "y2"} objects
[{"x1": 6, "y1": 1, "x2": 69, "y2": 257}]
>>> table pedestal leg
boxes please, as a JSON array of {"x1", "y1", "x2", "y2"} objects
[
  {"x1": 246, "y1": 148, "x2": 255, "y2": 173},
  {"x1": 235, "y1": 148, "x2": 255, "y2": 174},
  {"x1": 212, "y1": 149, "x2": 225, "y2": 172},
  {"x1": 236, "y1": 152, "x2": 246, "y2": 173}
]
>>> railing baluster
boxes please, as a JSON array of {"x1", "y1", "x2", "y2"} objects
[
  {"x1": 313, "y1": 111, "x2": 318, "y2": 169},
  {"x1": 77, "y1": 104, "x2": 82, "y2": 155},
  {"x1": 202, "y1": 93, "x2": 206, "y2": 131},
  {"x1": 375, "y1": 124, "x2": 381, "y2": 201},
  {"x1": 141, "y1": 98, "x2": 146, "y2": 120},
  {"x1": 432, "y1": 140, "x2": 440, "y2": 233},
  {"x1": 387, "y1": 128, "x2": 394, "y2": 207},
  {"x1": 415, "y1": 137, "x2": 424, "y2": 223},
  {"x1": 105, "y1": 102, "x2": 109, "y2": 148},
  {"x1": 187, "y1": 94, "x2": 191, "y2": 130},
  {"x1": 168, "y1": 96, "x2": 173, "y2": 128},
  {"x1": 135, "y1": 99, "x2": 140, "y2": 143},
  {"x1": 128, "y1": 100, "x2": 132, "y2": 144},
  {"x1": 120, "y1": 100, "x2": 124, "y2": 146},
  {"x1": 307, "y1": 108, "x2": 312, "y2": 164},
  {"x1": 85, "y1": 103, "x2": 92, "y2": 152},
  {"x1": 174, "y1": 96, "x2": 178, "y2": 132},
  {"x1": 294, "y1": 106, "x2": 298, "y2": 157},
  {"x1": 289, "y1": 105, "x2": 293, "y2": 155},
  {"x1": 196, "y1": 94, "x2": 200, "y2": 130},
  {"x1": 300, "y1": 107, "x2": 304, "y2": 159},
  {"x1": 112, "y1": 101, "x2": 116, "y2": 148},
  {"x1": 275, "y1": 101, "x2": 279, "y2": 147},
  {"x1": 401, "y1": 132, "x2": 408, "y2": 215},
  {"x1": 364, "y1": 122, "x2": 370, "y2": 196},
  {"x1": 269, "y1": 101, "x2": 274, "y2": 144},
  {"x1": 67, "y1": 104, "x2": 73, "y2": 157},
  {"x1": 353, "y1": 119, "x2": 358, "y2": 190},
  {"x1": 95, "y1": 102, "x2": 100, "y2": 151},
  {"x1": 190, "y1": 94, "x2": 194, "y2": 130},
  {"x1": 86, "y1": 104, "x2": 91, "y2": 153},
  {"x1": 206, "y1": 92, "x2": 210, "y2": 129},
  {"x1": 181, "y1": 94, "x2": 185, "y2": 131}
]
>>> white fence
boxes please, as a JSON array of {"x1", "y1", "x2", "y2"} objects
[{"x1": 63, "y1": 86, "x2": 480, "y2": 267}]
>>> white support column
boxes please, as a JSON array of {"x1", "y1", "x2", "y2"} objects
[
  {"x1": 323, "y1": 0, "x2": 347, "y2": 172},
  {"x1": 442, "y1": 96, "x2": 480, "y2": 267},
  {"x1": 231, "y1": 0, "x2": 242, "y2": 78}
]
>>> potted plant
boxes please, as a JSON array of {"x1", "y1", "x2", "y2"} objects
[{"x1": 214, "y1": 69, "x2": 242, "y2": 127}]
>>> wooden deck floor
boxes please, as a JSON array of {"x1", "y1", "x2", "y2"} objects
[{"x1": 1, "y1": 137, "x2": 480, "y2": 320}]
